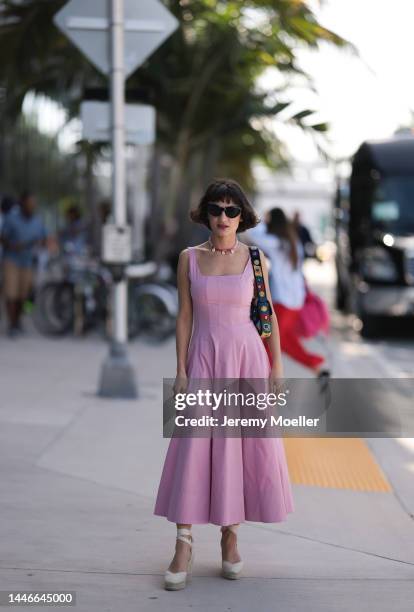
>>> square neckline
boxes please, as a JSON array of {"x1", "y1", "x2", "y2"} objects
[{"x1": 192, "y1": 246, "x2": 251, "y2": 277}]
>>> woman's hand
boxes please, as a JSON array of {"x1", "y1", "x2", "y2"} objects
[
  {"x1": 269, "y1": 364, "x2": 284, "y2": 395},
  {"x1": 173, "y1": 373, "x2": 188, "y2": 396}
]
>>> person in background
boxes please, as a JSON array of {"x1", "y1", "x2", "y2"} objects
[
  {"x1": 0, "y1": 194, "x2": 18, "y2": 223},
  {"x1": 0, "y1": 191, "x2": 49, "y2": 337},
  {"x1": 94, "y1": 200, "x2": 112, "y2": 258},
  {"x1": 0, "y1": 195, "x2": 18, "y2": 319},
  {"x1": 247, "y1": 207, "x2": 326, "y2": 376},
  {"x1": 292, "y1": 210, "x2": 317, "y2": 259},
  {"x1": 59, "y1": 204, "x2": 88, "y2": 256},
  {"x1": 0, "y1": 195, "x2": 18, "y2": 259}
]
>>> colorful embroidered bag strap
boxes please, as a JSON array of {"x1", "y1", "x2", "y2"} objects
[{"x1": 249, "y1": 246, "x2": 273, "y2": 338}]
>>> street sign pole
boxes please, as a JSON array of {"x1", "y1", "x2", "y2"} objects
[
  {"x1": 98, "y1": 0, "x2": 137, "y2": 399},
  {"x1": 54, "y1": 0, "x2": 179, "y2": 399}
]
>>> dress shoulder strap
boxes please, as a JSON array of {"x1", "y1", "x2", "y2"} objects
[{"x1": 186, "y1": 246, "x2": 196, "y2": 280}]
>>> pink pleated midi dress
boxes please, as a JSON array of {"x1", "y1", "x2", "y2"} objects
[{"x1": 153, "y1": 246, "x2": 295, "y2": 525}]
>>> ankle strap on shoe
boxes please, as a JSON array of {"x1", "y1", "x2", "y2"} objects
[{"x1": 177, "y1": 528, "x2": 192, "y2": 545}]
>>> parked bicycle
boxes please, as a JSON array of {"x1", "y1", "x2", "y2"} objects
[{"x1": 33, "y1": 245, "x2": 178, "y2": 342}]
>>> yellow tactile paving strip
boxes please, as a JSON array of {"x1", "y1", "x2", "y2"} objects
[{"x1": 283, "y1": 438, "x2": 392, "y2": 492}]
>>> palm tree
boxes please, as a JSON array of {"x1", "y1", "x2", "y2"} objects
[
  {"x1": 1, "y1": 112, "x2": 81, "y2": 213},
  {"x1": 0, "y1": 0, "x2": 352, "y2": 251},
  {"x1": 132, "y1": 0, "x2": 350, "y2": 246}
]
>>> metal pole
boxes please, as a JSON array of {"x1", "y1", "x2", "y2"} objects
[
  {"x1": 98, "y1": 0, "x2": 137, "y2": 398},
  {"x1": 111, "y1": 0, "x2": 127, "y2": 345}
]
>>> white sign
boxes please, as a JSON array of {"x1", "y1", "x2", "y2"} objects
[
  {"x1": 81, "y1": 101, "x2": 155, "y2": 144},
  {"x1": 102, "y1": 224, "x2": 132, "y2": 264},
  {"x1": 54, "y1": 0, "x2": 179, "y2": 77}
]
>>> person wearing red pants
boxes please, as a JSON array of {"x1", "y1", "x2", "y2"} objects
[
  {"x1": 263, "y1": 302, "x2": 325, "y2": 371},
  {"x1": 247, "y1": 208, "x2": 327, "y2": 375}
]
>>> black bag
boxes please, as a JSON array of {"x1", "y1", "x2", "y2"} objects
[{"x1": 249, "y1": 246, "x2": 272, "y2": 338}]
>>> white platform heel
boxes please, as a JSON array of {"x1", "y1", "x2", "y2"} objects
[
  {"x1": 164, "y1": 528, "x2": 194, "y2": 591},
  {"x1": 221, "y1": 525, "x2": 243, "y2": 579}
]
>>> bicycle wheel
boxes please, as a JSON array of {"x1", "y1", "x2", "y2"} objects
[
  {"x1": 133, "y1": 283, "x2": 177, "y2": 342},
  {"x1": 33, "y1": 281, "x2": 74, "y2": 335}
]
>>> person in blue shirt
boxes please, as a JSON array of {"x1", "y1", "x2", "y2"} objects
[
  {"x1": 0, "y1": 195, "x2": 18, "y2": 260},
  {"x1": 1, "y1": 191, "x2": 48, "y2": 337},
  {"x1": 59, "y1": 204, "x2": 89, "y2": 256}
]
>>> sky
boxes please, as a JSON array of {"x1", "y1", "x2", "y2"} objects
[
  {"x1": 263, "y1": 0, "x2": 414, "y2": 164},
  {"x1": 24, "y1": 0, "x2": 414, "y2": 168}
]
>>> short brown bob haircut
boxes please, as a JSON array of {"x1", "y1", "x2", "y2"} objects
[{"x1": 189, "y1": 178, "x2": 259, "y2": 232}]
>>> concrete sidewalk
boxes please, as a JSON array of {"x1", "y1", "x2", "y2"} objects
[{"x1": 1, "y1": 328, "x2": 414, "y2": 611}]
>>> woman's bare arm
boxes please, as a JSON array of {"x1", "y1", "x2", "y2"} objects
[
  {"x1": 175, "y1": 249, "x2": 193, "y2": 377},
  {"x1": 257, "y1": 248, "x2": 284, "y2": 377}
]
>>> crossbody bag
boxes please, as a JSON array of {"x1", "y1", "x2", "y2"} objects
[{"x1": 249, "y1": 246, "x2": 272, "y2": 338}]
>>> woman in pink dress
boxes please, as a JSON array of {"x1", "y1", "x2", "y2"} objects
[{"x1": 154, "y1": 178, "x2": 294, "y2": 590}]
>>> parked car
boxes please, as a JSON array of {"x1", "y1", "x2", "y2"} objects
[{"x1": 334, "y1": 137, "x2": 414, "y2": 337}]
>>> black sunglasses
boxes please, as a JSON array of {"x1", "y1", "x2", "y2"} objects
[{"x1": 207, "y1": 202, "x2": 242, "y2": 218}]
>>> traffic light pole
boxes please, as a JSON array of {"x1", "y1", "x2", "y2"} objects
[{"x1": 98, "y1": 0, "x2": 137, "y2": 399}]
